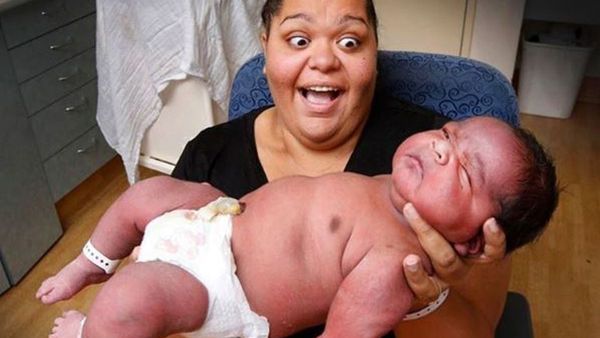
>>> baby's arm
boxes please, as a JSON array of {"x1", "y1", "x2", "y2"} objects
[
  {"x1": 87, "y1": 176, "x2": 224, "y2": 258},
  {"x1": 36, "y1": 176, "x2": 224, "y2": 304},
  {"x1": 320, "y1": 245, "x2": 412, "y2": 338}
]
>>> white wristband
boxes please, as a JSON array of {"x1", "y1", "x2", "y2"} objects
[
  {"x1": 403, "y1": 289, "x2": 450, "y2": 321},
  {"x1": 82, "y1": 240, "x2": 121, "y2": 274}
]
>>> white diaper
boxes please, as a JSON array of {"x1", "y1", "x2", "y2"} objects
[{"x1": 137, "y1": 200, "x2": 269, "y2": 338}]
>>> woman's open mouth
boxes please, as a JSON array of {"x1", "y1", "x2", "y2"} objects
[{"x1": 300, "y1": 86, "x2": 342, "y2": 105}]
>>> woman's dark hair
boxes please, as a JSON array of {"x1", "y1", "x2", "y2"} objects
[
  {"x1": 496, "y1": 127, "x2": 559, "y2": 253},
  {"x1": 261, "y1": 0, "x2": 379, "y2": 42}
]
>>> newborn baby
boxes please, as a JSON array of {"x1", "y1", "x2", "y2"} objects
[{"x1": 37, "y1": 117, "x2": 558, "y2": 338}]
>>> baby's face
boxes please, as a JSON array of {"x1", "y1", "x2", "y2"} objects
[{"x1": 390, "y1": 117, "x2": 520, "y2": 243}]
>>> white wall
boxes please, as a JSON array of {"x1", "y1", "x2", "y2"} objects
[
  {"x1": 375, "y1": 0, "x2": 468, "y2": 55},
  {"x1": 469, "y1": 0, "x2": 526, "y2": 80},
  {"x1": 140, "y1": 77, "x2": 216, "y2": 173}
]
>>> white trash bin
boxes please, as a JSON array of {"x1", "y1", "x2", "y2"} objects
[{"x1": 518, "y1": 39, "x2": 593, "y2": 118}]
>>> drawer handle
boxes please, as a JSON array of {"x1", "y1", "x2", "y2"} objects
[
  {"x1": 76, "y1": 137, "x2": 97, "y2": 154},
  {"x1": 50, "y1": 37, "x2": 74, "y2": 51},
  {"x1": 65, "y1": 97, "x2": 88, "y2": 112},
  {"x1": 58, "y1": 68, "x2": 79, "y2": 82}
]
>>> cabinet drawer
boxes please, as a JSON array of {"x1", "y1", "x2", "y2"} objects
[
  {"x1": 30, "y1": 80, "x2": 97, "y2": 160},
  {"x1": 10, "y1": 13, "x2": 95, "y2": 82},
  {"x1": 44, "y1": 126, "x2": 115, "y2": 201},
  {"x1": 20, "y1": 47, "x2": 96, "y2": 116},
  {"x1": 0, "y1": 0, "x2": 95, "y2": 48}
]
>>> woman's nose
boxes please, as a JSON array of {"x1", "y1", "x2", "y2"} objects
[
  {"x1": 432, "y1": 139, "x2": 450, "y2": 165},
  {"x1": 308, "y1": 41, "x2": 340, "y2": 72}
]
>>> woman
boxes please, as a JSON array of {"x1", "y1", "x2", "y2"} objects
[{"x1": 173, "y1": 0, "x2": 509, "y2": 337}]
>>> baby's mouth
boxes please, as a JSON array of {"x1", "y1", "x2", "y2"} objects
[{"x1": 300, "y1": 86, "x2": 342, "y2": 105}]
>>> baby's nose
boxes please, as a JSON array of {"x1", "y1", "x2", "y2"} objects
[{"x1": 432, "y1": 140, "x2": 450, "y2": 165}]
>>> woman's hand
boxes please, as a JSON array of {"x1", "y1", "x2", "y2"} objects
[{"x1": 401, "y1": 203, "x2": 506, "y2": 306}]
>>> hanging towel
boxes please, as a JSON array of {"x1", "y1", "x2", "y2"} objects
[{"x1": 96, "y1": 0, "x2": 265, "y2": 183}]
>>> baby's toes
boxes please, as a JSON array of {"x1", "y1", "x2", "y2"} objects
[
  {"x1": 41, "y1": 287, "x2": 68, "y2": 305},
  {"x1": 52, "y1": 316, "x2": 64, "y2": 332},
  {"x1": 36, "y1": 278, "x2": 55, "y2": 299}
]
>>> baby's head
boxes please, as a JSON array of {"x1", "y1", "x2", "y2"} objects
[{"x1": 390, "y1": 116, "x2": 558, "y2": 254}]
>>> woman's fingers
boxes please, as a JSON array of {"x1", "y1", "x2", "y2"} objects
[
  {"x1": 403, "y1": 203, "x2": 469, "y2": 283},
  {"x1": 477, "y1": 218, "x2": 507, "y2": 262},
  {"x1": 403, "y1": 254, "x2": 448, "y2": 304}
]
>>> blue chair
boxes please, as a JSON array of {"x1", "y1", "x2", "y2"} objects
[
  {"x1": 228, "y1": 51, "x2": 532, "y2": 338},
  {"x1": 229, "y1": 51, "x2": 519, "y2": 127}
]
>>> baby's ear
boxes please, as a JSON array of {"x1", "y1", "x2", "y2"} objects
[{"x1": 453, "y1": 233, "x2": 484, "y2": 257}]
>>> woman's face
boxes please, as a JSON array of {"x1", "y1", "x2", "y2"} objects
[{"x1": 262, "y1": 0, "x2": 378, "y2": 149}]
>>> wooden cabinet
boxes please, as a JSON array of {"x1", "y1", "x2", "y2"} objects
[
  {"x1": 0, "y1": 29, "x2": 62, "y2": 294},
  {"x1": 0, "y1": 0, "x2": 114, "y2": 294}
]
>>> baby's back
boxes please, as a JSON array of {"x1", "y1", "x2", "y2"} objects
[{"x1": 230, "y1": 173, "x2": 422, "y2": 336}]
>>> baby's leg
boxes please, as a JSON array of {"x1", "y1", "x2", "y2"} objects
[
  {"x1": 54, "y1": 261, "x2": 208, "y2": 338},
  {"x1": 83, "y1": 261, "x2": 209, "y2": 337},
  {"x1": 37, "y1": 177, "x2": 225, "y2": 304}
]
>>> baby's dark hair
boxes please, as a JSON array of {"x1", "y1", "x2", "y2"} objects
[
  {"x1": 496, "y1": 126, "x2": 559, "y2": 253},
  {"x1": 261, "y1": 0, "x2": 379, "y2": 42}
]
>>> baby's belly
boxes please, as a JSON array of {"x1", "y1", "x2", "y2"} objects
[
  {"x1": 231, "y1": 219, "x2": 344, "y2": 335},
  {"x1": 237, "y1": 263, "x2": 336, "y2": 336}
]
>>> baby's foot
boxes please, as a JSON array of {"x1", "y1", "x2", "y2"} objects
[
  {"x1": 36, "y1": 254, "x2": 110, "y2": 304},
  {"x1": 49, "y1": 310, "x2": 85, "y2": 338}
]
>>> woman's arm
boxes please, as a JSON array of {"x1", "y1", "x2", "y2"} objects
[
  {"x1": 395, "y1": 257, "x2": 511, "y2": 338},
  {"x1": 396, "y1": 203, "x2": 510, "y2": 336},
  {"x1": 401, "y1": 203, "x2": 507, "y2": 304}
]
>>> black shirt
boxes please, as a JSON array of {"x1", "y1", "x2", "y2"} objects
[
  {"x1": 172, "y1": 96, "x2": 447, "y2": 337},
  {"x1": 172, "y1": 95, "x2": 448, "y2": 199},
  {"x1": 172, "y1": 95, "x2": 448, "y2": 337}
]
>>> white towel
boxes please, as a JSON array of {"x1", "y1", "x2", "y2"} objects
[{"x1": 96, "y1": 0, "x2": 265, "y2": 183}]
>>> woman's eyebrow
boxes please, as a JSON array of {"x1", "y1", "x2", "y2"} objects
[
  {"x1": 280, "y1": 13, "x2": 312, "y2": 25},
  {"x1": 280, "y1": 13, "x2": 367, "y2": 27},
  {"x1": 337, "y1": 15, "x2": 368, "y2": 27}
]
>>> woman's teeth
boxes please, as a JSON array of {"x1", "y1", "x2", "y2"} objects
[{"x1": 301, "y1": 86, "x2": 341, "y2": 104}]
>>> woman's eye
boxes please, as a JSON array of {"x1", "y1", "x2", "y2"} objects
[
  {"x1": 337, "y1": 37, "x2": 360, "y2": 49},
  {"x1": 289, "y1": 36, "x2": 310, "y2": 48}
]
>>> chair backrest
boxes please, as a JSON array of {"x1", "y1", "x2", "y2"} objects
[{"x1": 228, "y1": 51, "x2": 519, "y2": 126}]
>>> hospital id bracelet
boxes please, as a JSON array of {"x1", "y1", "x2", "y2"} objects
[
  {"x1": 403, "y1": 289, "x2": 450, "y2": 321},
  {"x1": 82, "y1": 240, "x2": 121, "y2": 274}
]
